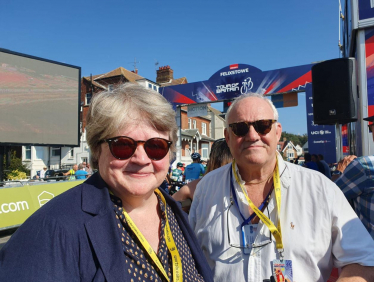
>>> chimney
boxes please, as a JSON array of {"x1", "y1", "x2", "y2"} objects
[
  {"x1": 156, "y1": 65, "x2": 173, "y2": 83},
  {"x1": 132, "y1": 69, "x2": 138, "y2": 74}
]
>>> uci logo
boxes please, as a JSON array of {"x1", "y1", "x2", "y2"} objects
[{"x1": 311, "y1": 131, "x2": 319, "y2": 135}]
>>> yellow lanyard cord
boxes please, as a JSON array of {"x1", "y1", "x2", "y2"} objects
[
  {"x1": 232, "y1": 159, "x2": 284, "y2": 256},
  {"x1": 120, "y1": 189, "x2": 183, "y2": 282}
]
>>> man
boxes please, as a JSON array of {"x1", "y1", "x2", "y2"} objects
[
  {"x1": 75, "y1": 163, "x2": 88, "y2": 180},
  {"x1": 63, "y1": 164, "x2": 78, "y2": 180},
  {"x1": 170, "y1": 162, "x2": 184, "y2": 182},
  {"x1": 189, "y1": 93, "x2": 374, "y2": 282},
  {"x1": 318, "y1": 154, "x2": 331, "y2": 178},
  {"x1": 303, "y1": 152, "x2": 319, "y2": 171},
  {"x1": 184, "y1": 153, "x2": 205, "y2": 183},
  {"x1": 39, "y1": 166, "x2": 47, "y2": 179},
  {"x1": 85, "y1": 162, "x2": 93, "y2": 175},
  {"x1": 333, "y1": 115, "x2": 374, "y2": 240}
]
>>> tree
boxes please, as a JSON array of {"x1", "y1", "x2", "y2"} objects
[
  {"x1": 2, "y1": 150, "x2": 30, "y2": 181},
  {"x1": 280, "y1": 132, "x2": 307, "y2": 147}
]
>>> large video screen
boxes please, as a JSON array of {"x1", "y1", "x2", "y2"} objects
[{"x1": 0, "y1": 49, "x2": 81, "y2": 146}]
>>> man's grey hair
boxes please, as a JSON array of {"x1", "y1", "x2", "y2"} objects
[
  {"x1": 225, "y1": 93, "x2": 279, "y2": 128},
  {"x1": 86, "y1": 83, "x2": 178, "y2": 169},
  {"x1": 78, "y1": 163, "x2": 84, "y2": 170}
]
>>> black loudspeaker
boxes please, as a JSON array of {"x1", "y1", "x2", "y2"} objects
[{"x1": 311, "y1": 58, "x2": 358, "y2": 125}]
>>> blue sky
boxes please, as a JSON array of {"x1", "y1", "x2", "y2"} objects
[{"x1": 0, "y1": 0, "x2": 339, "y2": 135}]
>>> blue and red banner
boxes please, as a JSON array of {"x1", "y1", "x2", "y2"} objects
[
  {"x1": 160, "y1": 63, "x2": 313, "y2": 107},
  {"x1": 160, "y1": 62, "x2": 337, "y2": 162}
]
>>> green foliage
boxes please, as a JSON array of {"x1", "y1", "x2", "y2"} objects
[
  {"x1": 280, "y1": 132, "x2": 308, "y2": 147},
  {"x1": 7, "y1": 170, "x2": 27, "y2": 180},
  {"x1": 2, "y1": 150, "x2": 30, "y2": 181}
]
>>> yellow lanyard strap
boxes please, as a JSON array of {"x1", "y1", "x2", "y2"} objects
[
  {"x1": 232, "y1": 159, "x2": 284, "y2": 254},
  {"x1": 121, "y1": 189, "x2": 183, "y2": 282}
]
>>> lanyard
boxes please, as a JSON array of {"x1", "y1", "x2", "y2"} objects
[
  {"x1": 119, "y1": 189, "x2": 183, "y2": 282},
  {"x1": 230, "y1": 168, "x2": 272, "y2": 225},
  {"x1": 232, "y1": 159, "x2": 284, "y2": 257}
]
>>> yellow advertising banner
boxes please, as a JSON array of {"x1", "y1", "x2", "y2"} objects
[{"x1": 0, "y1": 180, "x2": 84, "y2": 230}]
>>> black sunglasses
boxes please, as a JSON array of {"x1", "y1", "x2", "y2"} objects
[
  {"x1": 101, "y1": 136, "x2": 172, "y2": 161},
  {"x1": 229, "y1": 119, "x2": 277, "y2": 137}
]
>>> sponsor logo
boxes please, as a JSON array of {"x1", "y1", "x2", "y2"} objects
[
  {"x1": 220, "y1": 68, "x2": 249, "y2": 77},
  {"x1": 309, "y1": 96, "x2": 313, "y2": 100},
  {"x1": 313, "y1": 140, "x2": 331, "y2": 143},
  {"x1": 216, "y1": 83, "x2": 240, "y2": 94},
  {"x1": 329, "y1": 109, "x2": 336, "y2": 115},
  {"x1": 325, "y1": 130, "x2": 332, "y2": 134},
  {"x1": 308, "y1": 113, "x2": 313, "y2": 116},
  {"x1": 240, "y1": 77, "x2": 254, "y2": 94},
  {"x1": 230, "y1": 64, "x2": 239, "y2": 70},
  {"x1": 0, "y1": 201, "x2": 29, "y2": 214},
  {"x1": 38, "y1": 191, "x2": 55, "y2": 207}
]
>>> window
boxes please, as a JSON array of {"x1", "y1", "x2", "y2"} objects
[
  {"x1": 193, "y1": 120, "x2": 197, "y2": 129},
  {"x1": 35, "y1": 147, "x2": 44, "y2": 160},
  {"x1": 69, "y1": 147, "x2": 74, "y2": 158},
  {"x1": 202, "y1": 123, "x2": 207, "y2": 135},
  {"x1": 192, "y1": 143, "x2": 197, "y2": 152},
  {"x1": 25, "y1": 146, "x2": 31, "y2": 160},
  {"x1": 52, "y1": 147, "x2": 60, "y2": 157},
  {"x1": 287, "y1": 152, "x2": 294, "y2": 158},
  {"x1": 188, "y1": 119, "x2": 192, "y2": 129},
  {"x1": 153, "y1": 85, "x2": 157, "y2": 91},
  {"x1": 148, "y1": 83, "x2": 152, "y2": 89},
  {"x1": 85, "y1": 93, "x2": 92, "y2": 105},
  {"x1": 202, "y1": 143, "x2": 209, "y2": 159},
  {"x1": 108, "y1": 85, "x2": 114, "y2": 92}
]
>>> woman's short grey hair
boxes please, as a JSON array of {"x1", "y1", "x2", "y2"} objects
[
  {"x1": 86, "y1": 83, "x2": 178, "y2": 169},
  {"x1": 225, "y1": 93, "x2": 279, "y2": 128}
]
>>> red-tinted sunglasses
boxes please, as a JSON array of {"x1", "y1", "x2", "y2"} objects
[
  {"x1": 229, "y1": 119, "x2": 277, "y2": 137},
  {"x1": 101, "y1": 136, "x2": 172, "y2": 160}
]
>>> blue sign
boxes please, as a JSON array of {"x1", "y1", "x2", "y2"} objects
[{"x1": 305, "y1": 86, "x2": 336, "y2": 164}]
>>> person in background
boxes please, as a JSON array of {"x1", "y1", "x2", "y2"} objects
[
  {"x1": 318, "y1": 154, "x2": 331, "y2": 178},
  {"x1": 303, "y1": 152, "x2": 318, "y2": 171},
  {"x1": 189, "y1": 93, "x2": 374, "y2": 282},
  {"x1": 39, "y1": 166, "x2": 47, "y2": 179},
  {"x1": 184, "y1": 153, "x2": 205, "y2": 183},
  {"x1": 0, "y1": 83, "x2": 213, "y2": 281},
  {"x1": 63, "y1": 164, "x2": 78, "y2": 180},
  {"x1": 86, "y1": 162, "x2": 93, "y2": 175},
  {"x1": 82, "y1": 161, "x2": 87, "y2": 171},
  {"x1": 312, "y1": 153, "x2": 326, "y2": 175},
  {"x1": 172, "y1": 138, "x2": 233, "y2": 212},
  {"x1": 75, "y1": 163, "x2": 88, "y2": 179},
  {"x1": 170, "y1": 162, "x2": 184, "y2": 182},
  {"x1": 333, "y1": 114, "x2": 374, "y2": 240}
]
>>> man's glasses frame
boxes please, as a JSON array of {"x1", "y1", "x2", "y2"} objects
[
  {"x1": 100, "y1": 136, "x2": 172, "y2": 161},
  {"x1": 226, "y1": 202, "x2": 273, "y2": 253},
  {"x1": 229, "y1": 119, "x2": 277, "y2": 137}
]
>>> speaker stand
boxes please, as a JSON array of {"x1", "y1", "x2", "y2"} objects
[{"x1": 335, "y1": 124, "x2": 343, "y2": 162}]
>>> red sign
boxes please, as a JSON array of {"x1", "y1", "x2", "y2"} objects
[{"x1": 230, "y1": 64, "x2": 239, "y2": 70}]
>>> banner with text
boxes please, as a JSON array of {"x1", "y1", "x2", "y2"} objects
[{"x1": 0, "y1": 180, "x2": 84, "y2": 230}]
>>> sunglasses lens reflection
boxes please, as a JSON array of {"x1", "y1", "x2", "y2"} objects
[{"x1": 109, "y1": 137, "x2": 170, "y2": 160}]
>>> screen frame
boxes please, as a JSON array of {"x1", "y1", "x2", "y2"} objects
[{"x1": 0, "y1": 48, "x2": 81, "y2": 147}]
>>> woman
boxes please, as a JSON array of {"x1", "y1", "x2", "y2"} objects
[
  {"x1": 172, "y1": 138, "x2": 233, "y2": 212},
  {"x1": 0, "y1": 83, "x2": 213, "y2": 282}
]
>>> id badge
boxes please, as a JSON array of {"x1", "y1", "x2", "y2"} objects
[
  {"x1": 242, "y1": 224, "x2": 258, "y2": 255},
  {"x1": 272, "y1": 259, "x2": 293, "y2": 282}
]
